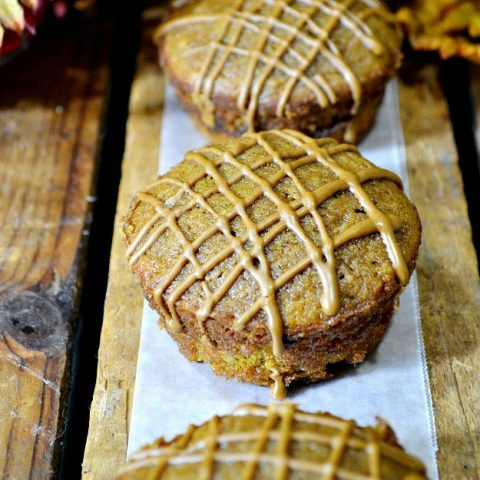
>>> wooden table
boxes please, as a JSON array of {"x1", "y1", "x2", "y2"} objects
[
  {"x1": 1, "y1": 5, "x2": 479, "y2": 479},
  {"x1": 0, "y1": 12, "x2": 112, "y2": 478}
]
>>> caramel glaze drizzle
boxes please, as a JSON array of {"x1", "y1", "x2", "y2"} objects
[
  {"x1": 126, "y1": 131, "x2": 408, "y2": 399},
  {"x1": 120, "y1": 403, "x2": 427, "y2": 479},
  {"x1": 156, "y1": 0, "x2": 393, "y2": 132}
]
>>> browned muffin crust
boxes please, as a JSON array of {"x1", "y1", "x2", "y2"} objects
[
  {"x1": 116, "y1": 403, "x2": 428, "y2": 479},
  {"x1": 122, "y1": 130, "x2": 421, "y2": 397},
  {"x1": 156, "y1": 0, "x2": 403, "y2": 142}
]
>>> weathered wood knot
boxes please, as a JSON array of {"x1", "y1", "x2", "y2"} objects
[{"x1": 0, "y1": 291, "x2": 68, "y2": 355}]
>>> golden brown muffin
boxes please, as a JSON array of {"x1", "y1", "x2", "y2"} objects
[
  {"x1": 116, "y1": 403, "x2": 428, "y2": 479},
  {"x1": 122, "y1": 130, "x2": 421, "y2": 398},
  {"x1": 155, "y1": 0, "x2": 403, "y2": 143}
]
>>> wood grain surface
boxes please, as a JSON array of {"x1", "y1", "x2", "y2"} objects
[
  {"x1": 82, "y1": 13, "x2": 163, "y2": 479},
  {"x1": 82, "y1": 21, "x2": 480, "y2": 480},
  {"x1": 0, "y1": 18, "x2": 109, "y2": 478},
  {"x1": 399, "y1": 62, "x2": 480, "y2": 479}
]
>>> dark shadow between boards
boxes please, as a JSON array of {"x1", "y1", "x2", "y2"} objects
[
  {"x1": 58, "y1": 2, "x2": 142, "y2": 478},
  {"x1": 440, "y1": 59, "x2": 480, "y2": 274}
]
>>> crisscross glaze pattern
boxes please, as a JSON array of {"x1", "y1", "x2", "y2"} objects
[
  {"x1": 157, "y1": 0, "x2": 396, "y2": 133},
  {"x1": 119, "y1": 403, "x2": 427, "y2": 479},
  {"x1": 125, "y1": 130, "x2": 410, "y2": 397}
]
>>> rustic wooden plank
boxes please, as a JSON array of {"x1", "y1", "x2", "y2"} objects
[
  {"x1": 399, "y1": 62, "x2": 480, "y2": 479},
  {"x1": 82, "y1": 16, "x2": 480, "y2": 479},
  {"x1": 81, "y1": 12, "x2": 163, "y2": 479},
  {"x1": 0, "y1": 17, "x2": 110, "y2": 479}
]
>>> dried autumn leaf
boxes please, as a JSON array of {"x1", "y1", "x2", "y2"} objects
[
  {"x1": 0, "y1": 0, "x2": 60, "y2": 54},
  {"x1": 397, "y1": 0, "x2": 480, "y2": 62},
  {"x1": 21, "y1": 0, "x2": 38, "y2": 8},
  {"x1": 0, "y1": 0, "x2": 26, "y2": 32}
]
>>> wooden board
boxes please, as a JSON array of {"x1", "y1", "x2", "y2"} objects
[
  {"x1": 0, "y1": 17, "x2": 110, "y2": 479},
  {"x1": 82, "y1": 20, "x2": 480, "y2": 480},
  {"x1": 81, "y1": 12, "x2": 163, "y2": 479},
  {"x1": 399, "y1": 62, "x2": 480, "y2": 479}
]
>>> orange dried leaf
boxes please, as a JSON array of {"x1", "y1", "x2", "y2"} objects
[
  {"x1": 397, "y1": 0, "x2": 480, "y2": 63},
  {"x1": 20, "y1": 0, "x2": 38, "y2": 10}
]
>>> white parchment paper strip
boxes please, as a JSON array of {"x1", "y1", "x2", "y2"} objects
[{"x1": 127, "y1": 80, "x2": 438, "y2": 479}]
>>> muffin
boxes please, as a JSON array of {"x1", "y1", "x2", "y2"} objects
[
  {"x1": 155, "y1": 0, "x2": 403, "y2": 143},
  {"x1": 116, "y1": 403, "x2": 427, "y2": 479},
  {"x1": 122, "y1": 130, "x2": 421, "y2": 398}
]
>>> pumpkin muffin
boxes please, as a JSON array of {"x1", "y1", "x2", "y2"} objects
[
  {"x1": 155, "y1": 0, "x2": 403, "y2": 143},
  {"x1": 116, "y1": 403, "x2": 428, "y2": 479},
  {"x1": 122, "y1": 130, "x2": 421, "y2": 398}
]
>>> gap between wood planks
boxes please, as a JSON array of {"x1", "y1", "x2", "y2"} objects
[
  {"x1": 58, "y1": 3, "x2": 142, "y2": 479},
  {"x1": 440, "y1": 59, "x2": 480, "y2": 273}
]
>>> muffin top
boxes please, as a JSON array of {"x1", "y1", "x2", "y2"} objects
[
  {"x1": 156, "y1": 0, "x2": 402, "y2": 132},
  {"x1": 123, "y1": 130, "x2": 421, "y2": 361},
  {"x1": 117, "y1": 403, "x2": 427, "y2": 479}
]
